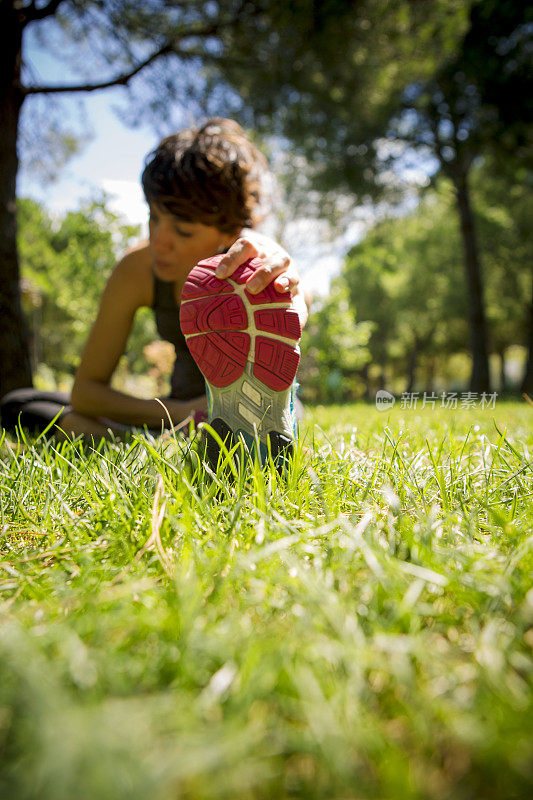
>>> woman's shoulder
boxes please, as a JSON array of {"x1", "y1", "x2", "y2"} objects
[
  {"x1": 112, "y1": 240, "x2": 154, "y2": 307},
  {"x1": 119, "y1": 239, "x2": 152, "y2": 270}
]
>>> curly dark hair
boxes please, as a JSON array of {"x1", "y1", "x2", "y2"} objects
[{"x1": 141, "y1": 118, "x2": 267, "y2": 233}]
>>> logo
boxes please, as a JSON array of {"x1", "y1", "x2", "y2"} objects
[{"x1": 375, "y1": 390, "x2": 395, "y2": 410}]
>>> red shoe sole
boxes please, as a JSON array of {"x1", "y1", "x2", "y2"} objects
[{"x1": 180, "y1": 255, "x2": 301, "y2": 392}]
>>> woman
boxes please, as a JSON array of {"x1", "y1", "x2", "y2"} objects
[{"x1": 1, "y1": 119, "x2": 306, "y2": 440}]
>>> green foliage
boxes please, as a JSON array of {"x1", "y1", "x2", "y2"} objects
[
  {"x1": 470, "y1": 160, "x2": 533, "y2": 353},
  {"x1": 1, "y1": 403, "x2": 532, "y2": 798},
  {"x1": 223, "y1": 1, "x2": 529, "y2": 207},
  {"x1": 403, "y1": 0, "x2": 533, "y2": 181},
  {"x1": 17, "y1": 196, "x2": 154, "y2": 385},
  {"x1": 299, "y1": 279, "x2": 372, "y2": 402},
  {"x1": 344, "y1": 182, "x2": 467, "y2": 378},
  {"x1": 222, "y1": 0, "x2": 470, "y2": 202},
  {"x1": 338, "y1": 164, "x2": 531, "y2": 393}
]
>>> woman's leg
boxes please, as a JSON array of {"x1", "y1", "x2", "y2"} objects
[
  {"x1": 1, "y1": 388, "x2": 129, "y2": 441},
  {"x1": 1, "y1": 389, "x2": 70, "y2": 434}
]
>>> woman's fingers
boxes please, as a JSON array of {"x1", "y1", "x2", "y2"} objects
[
  {"x1": 273, "y1": 269, "x2": 299, "y2": 295},
  {"x1": 214, "y1": 235, "x2": 300, "y2": 296},
  {"x1": 247, "y1": 258, "x2": 301, "y2": 295},
  {"x1": 215, "y1": 238, "x2": 257, "y2": 278}
]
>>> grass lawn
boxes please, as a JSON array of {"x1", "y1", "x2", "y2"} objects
[{"x1": 1, "y1": 401, "x2": 532, "y2": 799}]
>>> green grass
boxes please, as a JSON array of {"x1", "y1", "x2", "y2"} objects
[{"x1": 1, "y1": 401, "x2": 532, "y2": 799}]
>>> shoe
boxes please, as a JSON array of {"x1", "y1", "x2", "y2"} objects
[{"x1": 179, "y1": 254, "x2": 301, "y2": 469}]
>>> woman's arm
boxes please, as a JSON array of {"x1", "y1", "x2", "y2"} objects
[{"x1": 71, "y1": 250, "x2": 205, "y2": 427}]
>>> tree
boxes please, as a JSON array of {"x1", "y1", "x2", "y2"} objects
[
  {"x1": 389, "y1": 1, "x2": 532, "y2": 393},
  {"x1": 461, "y1": 0, "x2": 533, "y2": 393},
  {"x1": 221, "y1": 0, "x2": 532, "y2": 393},
  {"x1": 342, "y1": 166, "x2": 531, "y2": 395},
  {"x1": 0, "y1": 0, "x2": 281, "y2": 397},
  {"x1": 471, "y1": 159, "x2": 533, "y2": 393},
  {"x1": 220, "y1": 1, "x2": 466, "y2": 198},
  {"x1": 344, "y1": 183, "x2": 468, "y2": 394},
  {"x1": 299, "y1": 279, "x2": 372, "y2": 403},
  {"x1": 18, "y1": 196, "x2": 146, "y2": 382}
]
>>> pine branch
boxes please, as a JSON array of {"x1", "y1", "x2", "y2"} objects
[
  {"x1": 23, "y1": 42, "x2": 174, "y2": 95},
  {"x1": 21, "y1": 17, "x2": 234, "y2": 96}
]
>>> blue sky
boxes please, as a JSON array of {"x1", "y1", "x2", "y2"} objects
[
  {"x1": 19, "y1": 30, "x2": 156, "y2": 236},
  {"x1": 19, "y1": 26, "x2": 413, "y2": 296},
  {"x1": 20, "y1": 88, "x2": 153, "y2": 236}
]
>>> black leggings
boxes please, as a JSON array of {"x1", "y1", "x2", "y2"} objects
[
  {"x1": 1, "y1": 388, "x2": 73, "y2": 436},
  {"x1": 0, "y1": 388, "x2": 182, "y2": 439}
]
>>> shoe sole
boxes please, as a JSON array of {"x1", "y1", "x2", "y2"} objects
[{"x1": 179, "y1": 255, "x2": 301, "y2": 462}]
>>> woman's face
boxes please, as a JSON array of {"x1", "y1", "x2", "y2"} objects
[{"x1": 148, "y1": 205, "x2": 236, "y2": 282}]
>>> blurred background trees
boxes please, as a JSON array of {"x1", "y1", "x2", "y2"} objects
[
  {"x1": 298, "y1": 280, "x2": 373, "y2": 404},
  {"x1": 336, "y1": 163, "x2": 531, "y2": 400},
  {"x1": 17, "y1": 196, "x2": 164, "y2": 394}
]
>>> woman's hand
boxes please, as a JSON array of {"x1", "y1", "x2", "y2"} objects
[
  {"x1": 158, "y1": 395, "x2": 208, "y2": 426},
  {"x1": 214, "y1": 230, "x2": 300, "y2": 296}
]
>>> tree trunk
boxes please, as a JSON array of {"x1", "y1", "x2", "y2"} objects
[
  {"x1": 520, "y1": 291, "x2": 533, "y2": 396},
  {"x1": 425, "y1": 357, "x2": 436, "y2": 393},
  {"x1": 406, "y1": 334, "x2": 420, "y2": 393},
  {"x1": 380, "y1": 360, "x2": 387, "y2": 390},
  {"x1": 453, "y1": 167, "x2": 491, "y2": 393},
  {"x1": 360, "y1": 362, "x2": 370, "y2": 401},
  {"x1": 0, "y1": 4, "x2": 32, "y2": 399},
  {"x1": 498, "y1": 348, "x2": 507, "y2": 393}
]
